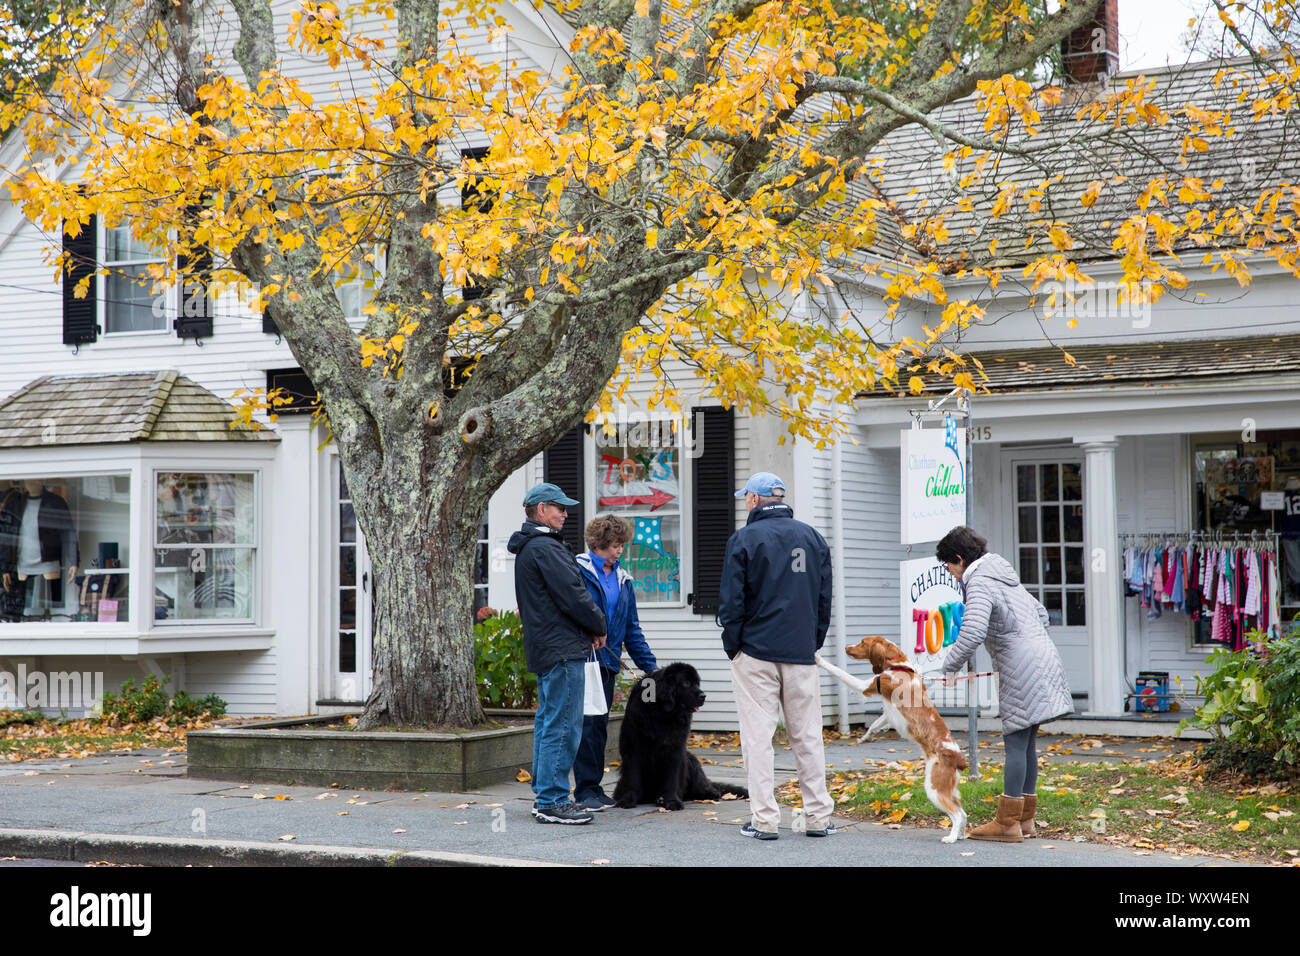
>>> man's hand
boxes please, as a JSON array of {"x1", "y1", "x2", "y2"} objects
[{"x1": 592, "y1": 634, "x2": 607, "y2": 650}]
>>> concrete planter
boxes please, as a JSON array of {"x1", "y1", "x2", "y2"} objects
[{"x1": 187, "y1": 710, "x2": 625, "y2": 792}]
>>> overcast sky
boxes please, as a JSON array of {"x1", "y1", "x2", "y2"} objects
[{"x1": 1117, "y1": 0, "x2": 1213, "y2": 70}]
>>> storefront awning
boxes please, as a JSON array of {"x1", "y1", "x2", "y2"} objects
[{"x1": 0, "y1": 370, "x2": 279, "y2": 447}]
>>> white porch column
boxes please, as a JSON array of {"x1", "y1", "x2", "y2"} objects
[{"x1": 1078, "y1": 438, "x2": 1125, "y2": 715}]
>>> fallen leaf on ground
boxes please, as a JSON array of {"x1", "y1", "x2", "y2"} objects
[
  {"x1": 337, "y1": 811, "x2": 349, "y2": 816},
  {"x1": 592, "y1": 859, "x2": 611, "y2": 865},
  {"x1": 516, "y1": 769, "x2": 531, "y2": 782},
  {"x1": 1232, "y1": 820, "x2": 1251, "y2": 831},
  {"x1": 277, "y1": 835, "x2": 296, "y2": 841}
]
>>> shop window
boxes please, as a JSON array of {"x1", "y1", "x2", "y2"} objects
[
  {"x1": 1193, "y1": 431, "x2": 1300, "y2": 630},
  {"x1": 154, "y1": 473, "x2": 256, "y2": 622},
  {"x1": 0, "y1": 477, "x2": 132, "y2": 624},
  {"x1": 592, "y1": 419, "x2": 683, "y2": 604},
  {"x1": 1013, "y1": 461, "x2": 1085, "y2": 626}
]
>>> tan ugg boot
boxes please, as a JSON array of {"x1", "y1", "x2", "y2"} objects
[
  {"x1": 967, "y1": 795, "x2": 1024, "y2": 843},
  {"x1": 1020, "y1": 793, "x2": 1038, "y2": 838}
]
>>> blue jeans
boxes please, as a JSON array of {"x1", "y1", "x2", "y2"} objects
[
  {"x1": 532, "y1": 659, "x2": 586, "y2": 808},
  {"x1": 573, "y1": 666, "x2": 618, "y2": 802}
]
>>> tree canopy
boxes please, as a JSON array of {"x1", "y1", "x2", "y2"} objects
[{"x1": 4, "y1": 0, "x2": 1300, "y2": 725}]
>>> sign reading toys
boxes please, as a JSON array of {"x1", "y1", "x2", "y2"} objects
[
  {"x1": 898, "y1": 556, "x2": 992, "y2": 709},
  {"x1": 900, "y1": 420, "x2": 967, "y2": 545}
]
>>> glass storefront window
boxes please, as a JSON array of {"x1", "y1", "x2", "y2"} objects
[
  {"x1": 154, "y1": 473, "x2": 256, "y2": 621},
  {"x1": 0, "y1": 476, "x2": 131, "y2": 624},
  {"x1": 593, "y1": 419, "x2": 683, "y2": 603},
  {"x1": 1193, "y1": 430, "x2": 1300, "y2": 630}
]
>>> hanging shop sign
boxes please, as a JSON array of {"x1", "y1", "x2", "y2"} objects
[{"x1": 900, "y1": 418, "x2": 967, "y2": 544}]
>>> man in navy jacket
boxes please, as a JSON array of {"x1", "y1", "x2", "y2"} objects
[
  {"x1": 720, "y1": 472, "x2": 834, "y2": 839},
  {"x1": 508, "y1": 483, "x2": 607, "y2": 825}
]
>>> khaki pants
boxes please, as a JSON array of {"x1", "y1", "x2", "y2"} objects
[{"x1": 731, "y1": 650, "x2": 834, "y2": 833}]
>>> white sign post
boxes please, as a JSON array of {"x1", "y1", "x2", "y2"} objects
[{"x1": 900, "y1": 398, "x2": 979, "y2": 772}]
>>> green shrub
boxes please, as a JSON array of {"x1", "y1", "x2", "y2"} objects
[
  {"x1": 475, "y1": 610, "x2": 537, "y2": 710},
  {"x1": 101, "y1": 674, "x2": 227, "y2": 723},
  {"x1": 1182, "y1": 621, "x2": 1300, "y2": 774}
]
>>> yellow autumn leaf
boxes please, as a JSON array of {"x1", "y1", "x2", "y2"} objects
[{"x1": 1231, "y1": 820, "x2": 1251, "y2": 831}]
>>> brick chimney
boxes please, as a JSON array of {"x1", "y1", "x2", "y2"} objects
[{"x1": 1061, "y1": 0, "x2": 1119, "y2": 84}]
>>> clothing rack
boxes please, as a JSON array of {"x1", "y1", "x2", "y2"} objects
[
  {"x1": 1117, "y1": 530, "x2": 1279, "y2": 549},
  {"x1": 1118, "y1": 530, "x2": 1281, "y2": 676}
]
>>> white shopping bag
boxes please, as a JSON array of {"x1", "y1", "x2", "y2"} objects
[{"x1": 583, "y1": 653, "x2": 608, "y2": 716}]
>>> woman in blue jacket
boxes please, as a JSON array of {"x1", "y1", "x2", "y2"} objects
[{"x1": 573, "y1": 513, "x2": 659, "y2": 811}]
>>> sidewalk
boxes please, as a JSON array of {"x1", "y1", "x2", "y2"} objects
[{"x1": 0, "y1": 730, "x2": 1242, "y2": 867}]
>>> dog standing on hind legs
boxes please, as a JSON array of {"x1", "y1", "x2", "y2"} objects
[{"x1": 816, "y1": 636, "x2": 968, "y2": 843}]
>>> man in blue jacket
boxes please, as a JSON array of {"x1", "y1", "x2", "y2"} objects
[
  {"x1": 574, "y1": 513, "x2": 659, "y2": 810},
  {"x1": 508, "y1": 482, "x2": 608, "y2": 825},
  {"x1": 720, "y1": 472, "x2": 835, "y2": 840}
]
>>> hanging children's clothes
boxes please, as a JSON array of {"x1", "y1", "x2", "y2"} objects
[{"x1": 1120, "y1": 535, "x2": 1279, "y2": 647}]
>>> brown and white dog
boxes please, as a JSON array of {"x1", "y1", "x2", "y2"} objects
[{"x1": 816, "y1": 636, "x2": 967, "y2": 843}]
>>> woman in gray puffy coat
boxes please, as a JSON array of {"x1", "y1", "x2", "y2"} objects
[{"x1": 938, "y1": 526, "x2": 1073, "y2": 843}]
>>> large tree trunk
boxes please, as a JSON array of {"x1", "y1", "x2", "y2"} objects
[{"x1": 353, "y1": 450, "x2": 490, "y2": 730}]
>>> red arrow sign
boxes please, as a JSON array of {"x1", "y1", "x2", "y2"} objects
[{"x1": 598, "y1": 489, "x2": 676, "y2": 511}]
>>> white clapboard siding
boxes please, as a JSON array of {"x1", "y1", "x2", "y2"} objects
[{"x1": 181, "y1": 649, "x2": 280, "y2": 717}]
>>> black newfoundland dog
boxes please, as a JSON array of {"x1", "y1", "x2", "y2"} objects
[{"x1": 613, "y1": 662, "x2": 749, "y2": 810}]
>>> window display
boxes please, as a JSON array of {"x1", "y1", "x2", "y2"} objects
[
  {"x1": 1194, "y1": 430, "x2": 1300, "y2": 638},
  {"x1": 593, "y1": 420, "x2": 682, "y2": 603},
  {"x1": 0, "y1": 476, "x2": 131, "y2": 623},
  {"x1": 154, "y1": 472, "x2": 256, "y2": 621}
]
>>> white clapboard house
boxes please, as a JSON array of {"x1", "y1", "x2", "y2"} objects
[{"x1": 1, "y1": 0, "x2": 1295, "y2": 733}]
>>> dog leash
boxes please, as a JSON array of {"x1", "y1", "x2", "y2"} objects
[{"x1": 919, "y1": 670, "x2": 995, "y2": 682}]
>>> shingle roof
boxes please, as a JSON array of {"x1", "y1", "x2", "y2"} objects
[
  {"x1": 845, "y1": 55, "x2": 1300, "y2": 268},
  {"x1": 873, "y1": 332, "x2": 1300, "y2": 396},
  {"x1": 0, "y1": 370, "x2": 279, "y2": 447}
]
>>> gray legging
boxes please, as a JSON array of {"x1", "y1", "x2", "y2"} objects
[{"x1": 1002, "y1": 723, "x2": 1040, "y2": 796}]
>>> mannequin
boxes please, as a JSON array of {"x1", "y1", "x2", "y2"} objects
[{"x1": 0, "y1": 479, "x2": 79, "y2": 616}]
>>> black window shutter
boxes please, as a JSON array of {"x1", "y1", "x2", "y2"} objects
[
  {"x1": 461, "y1": 146, "x2": 491, "y2": 301},
  {"x1": 262, "y1": 308, "x2": 279, "y2": 335},
  {"x1": 175, "y1": 205, "x2": 213, "y2": 340},
  {"x1": 62, "y1": 214, "x2": 99, "y2": 347},
  {"x1": 689, "y1": 406, "x2": 735, "y2": 615},
  {"x1": 543, "y1": 424, "x2": 585, "y2": 555}
]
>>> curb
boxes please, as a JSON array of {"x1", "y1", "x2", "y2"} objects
[{"x1": 0, "y1": 829, "x2": 567, "y2": 867}]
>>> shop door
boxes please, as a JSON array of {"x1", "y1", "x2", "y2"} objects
[
  {"x1": 332, "y1": 458, "x2": 373, "y2": 703},
  {"x1": 1006, "y1": 453, "x2": 1091, "y2": 704}
]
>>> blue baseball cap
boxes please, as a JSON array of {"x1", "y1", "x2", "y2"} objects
[
  {"x1": 735, "y1": 472, "x2": 786, "y2": 498},
  {"x1": 523, "y1": 482, "x2": 579, "y2": 506}
]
